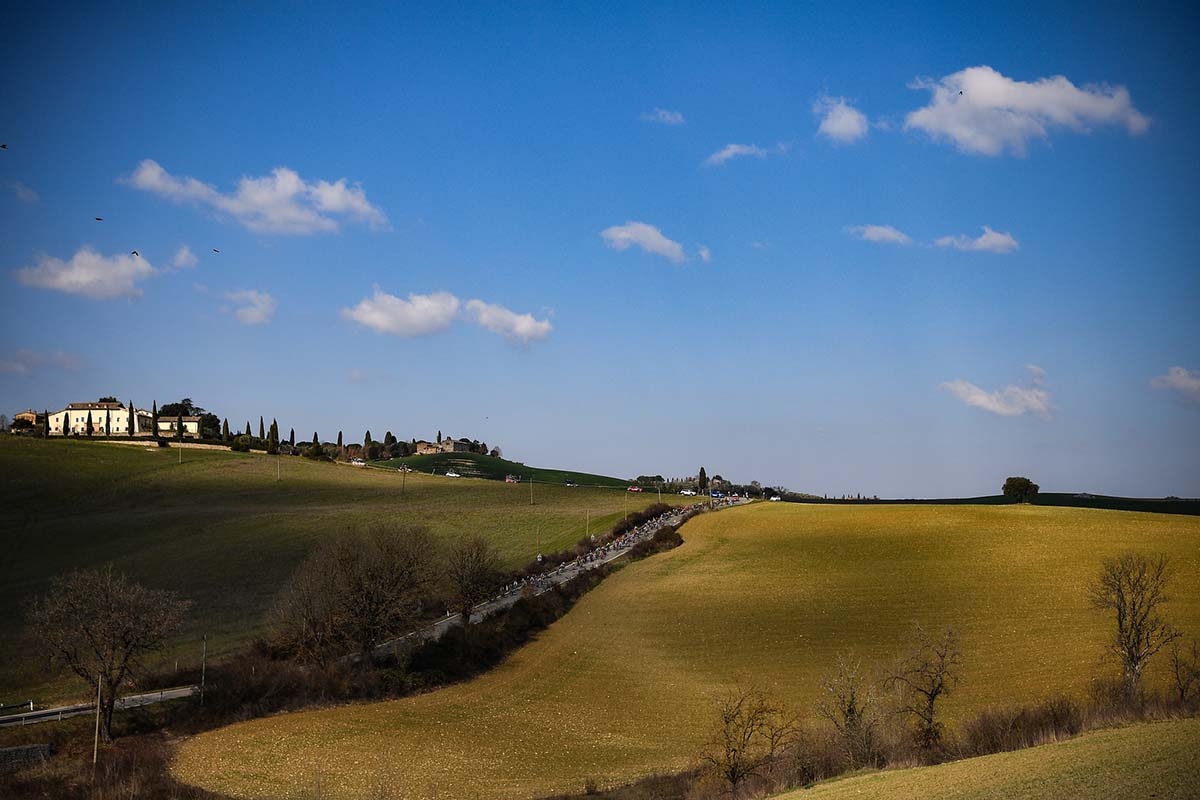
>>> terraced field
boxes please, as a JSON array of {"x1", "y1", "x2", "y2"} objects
[
  {"x1": 0, "y1": 437, "x2": 691, "y2": 702},
  {"x1": 777, "y1": 718, "x2": 1200, "y2": 800},
  {"x1": 174, "y1": 502, "x2": 1200, "y2": 799}
]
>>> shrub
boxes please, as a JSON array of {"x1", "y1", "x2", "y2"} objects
[{"x1": 229, "y1": 436, "x2": 251, "y2": 452}]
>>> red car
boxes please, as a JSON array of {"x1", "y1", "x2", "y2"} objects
[{"x1": 627, "y1": 486, "x2": 643, "y2": 492}]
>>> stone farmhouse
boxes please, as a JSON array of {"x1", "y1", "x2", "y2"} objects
[
  {"x1": 49, "y1": 402, "x2": 155, "y2": 436},
  {"x1": 415, "y1": 436, "x2": 476, "y2": 455}
]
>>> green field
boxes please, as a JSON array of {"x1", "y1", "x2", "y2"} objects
[
  {"x1": 174, "y1": 502, "x2": 1200, "y2": 799},
  {"x1": 0, "y1": 437, "x2": 692, "y2": 703},
  {"x1": 374, "y1": 451, "x2": 632, "y2": 488},
  {"x1": 776, "y1": 718, "x2": 1200, "y2": 800}
]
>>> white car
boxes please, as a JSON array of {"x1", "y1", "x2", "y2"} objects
[
  {"x1": 445, "y1": 470, "x2": 461, "y2": 478},
  {"x1": 679, "y1": 489, "x2": 697, "y2": 496},
  {"x1": 769, "y1": 496, "x2": 782, "y2": 501},
  {"x1": 350, "y1": 457, "x2": 365, "y2": 467}
]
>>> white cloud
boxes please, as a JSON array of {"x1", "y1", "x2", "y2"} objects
[
  {"x1": 703, "y1": 143, "x2": 785, "y2": 166},
  {"x1": 7, "y1": 181, "x2": 38, "y2": 203},
  {"x1": 750, "y1": 240, "x2": 770, "y2": 250},
  {"x1": 905, "y1": 65, "x2": 1149, "y2": 157},
  {"x1": 14, "y1": 246, "x2": 155, "y2": 299},
  {"x1": 465, "y1": 299, "x2": 552, "y2": 344},
  {"x1": 847, "y1": 224, "x2": 912, "y2": 245},
  {"x1": 348, "y1": 368, "x2": 368, "y2": 384},
  {"x1": 814, "y1": 96, "x2": 869, "y2": 143},
  {"x1": 0, "y1": 348, "x2": 80, "y2": 375},
  {"x1": 123, "y1": 159, "x2": 388, "y2": 235},
  {"x1": 342, "y1": 288, "x2": 461, "y2": 336},
  {"x1": 600, "y1": 221, "x2": 686, "y2": 264},
  {"x1": 640, "y1": 108, "x2": 686, "y2": 125},
  {"x1": 1150, "y1": 367, "x2": 1200, "y2": 403},
  {"x1": 226, "y1": 289, "x2": 277, "y2": 325},
  {"x1": 172, "y1": 245, "x2": 198, "y2": 269},
  {"x1": 940, "y1": 365, "x2": 1052, "y2": 417},
  {"x1": 935, "y1": 226, "x2": 1019, "y2": 254},
  {"x1": 698, "y1": 245, "x2": 712, "y2": 263}
]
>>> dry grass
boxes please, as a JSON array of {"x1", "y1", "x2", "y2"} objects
[
  {"x1": 773, "y1": 718, "x2": 1200, "y2": 800},
  {"x1": 173, "y1": 503, "x2": 1200, "y2": 799}
]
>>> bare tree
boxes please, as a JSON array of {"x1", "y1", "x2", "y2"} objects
[
  {"x1": 1168, "y1": 638, "x2": 1199, "y2": 706},
  {"x1": 28, "y1": 565, "x2": 189, "y2": 740},
  {"x1": 817, "y1": 654, "x2": 881, "y2": 768},
  {"x1": 272, "y1": 526, "x2": 441, "y2": 664},
  {"x1": 446, "y1": 535, "x2": 503, "y2": 627},
  {"x1": 702, "y1": 686, "x2": 798, "y2": 798},
  {"x1": 887, "y1": 625, "x2": 962, "y2": 752},
  {"x1": 333, "y1": 526, "x2": 440, "y2": 660},
  {"x1": 1088, "y1": 552, "x2": 1180, "y2": 702},
  {"x1": 270, "y1": 540, "x2": 343, "y2": 667}
]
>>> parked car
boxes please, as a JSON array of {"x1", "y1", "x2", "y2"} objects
[
  {"x1": 711, "y1": 491, "x2": 725, "y2": 498},
  {"x1": 627, "y1": 486, "x2": 643, "y2": 493},
  {"x1": 445, "y1": 470, "x2": 461, "y2": 478},
  {"x1": 679, "y1": 489, "x2": 697, "y2": 496},
  {"x1": 350, "y1": 457, "x2": 366, "y2": 467},
  {"x1": 505, "y1": 474, "x2": 519, "y2": 483},
  {"x1": 564, "y1": 480, "x2": 577, "y2": 487},
  {"x1": 769, "y1": 495, "x2": 782, "y2": 502}
]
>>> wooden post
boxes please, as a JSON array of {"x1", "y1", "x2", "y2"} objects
[
  {"x1": 200, "y1": 635, "x2": 207, "y2": 706},
  {"x1": 92, "y1": 678, "x2": 101, "y2": 767}
]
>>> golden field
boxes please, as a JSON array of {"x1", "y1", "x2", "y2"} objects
[{"x1": 172, "y1": 502, "x2": 1200, "y2": 799}]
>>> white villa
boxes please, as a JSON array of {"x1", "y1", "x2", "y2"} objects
[{"x1": 50, "y1": 402, "x2": 155, "y2": 436}]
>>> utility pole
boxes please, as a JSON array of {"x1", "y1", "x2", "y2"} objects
[
  {"x1": 401, "y1": 466, "x2": 407, "y2": 493},
  {"x1": 276, "y1": 452, "x2": 281, "y2": 481},
  {"x1": 92, "y1": 677, "x2": 101, "y2": 767},
  {"x1": 200, "y1": 635, "x2": 207, "y2": 706},
  {"x1": 624, "y1": 489, "x2": 627, "y2": 520},
  {"x1": 529, "y1": 475, "x2": 534, "y2": 506},
  {"x1": 586, "y1": 509, "x2": 590, "y2": 539},
  {"x1": 178, "y1": 442, "x2": 183, "y2": 464}
]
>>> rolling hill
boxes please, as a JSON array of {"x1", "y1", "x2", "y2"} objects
[
  {"x1": 373, "y1": 451, "x2": 632, "y2": 488},
  {"x1": 0, "y1": 437, "x2": 692, "y2": 703},
  {"x1": 174, "y1": 502, "x2": 1200, "y2": 799}
]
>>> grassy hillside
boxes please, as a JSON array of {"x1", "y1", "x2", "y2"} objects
[
  {"x1": 0, "y1": 437, "x2": 693, "y2": 702},
  {"x1": 776, "y1": 719, "x2": 1200, "y2": 800},
  {"x1": 374, "y1": 451, "x2": 631, "y2": 488},
  {"x1": 174, "y1": 503, "x2": 1200, "y2": 800}
]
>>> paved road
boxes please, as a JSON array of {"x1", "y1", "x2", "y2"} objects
[
  {"x1": 0, "y1": 686, "x2": 197, "y2": 728},
  {"x1": 372, "y1": 498, "x2": 747, "y2": 658}
]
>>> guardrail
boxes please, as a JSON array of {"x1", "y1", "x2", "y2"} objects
[{"x1": 0, "y1": 686, "x2": 197, "y2": 728}]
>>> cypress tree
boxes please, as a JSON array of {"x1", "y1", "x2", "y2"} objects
[
  {"x1": 177, "y1": 413, "x2": 184, "y2": 441},
  {"x1": 437, "y1": 430, "x2": 442, "y2": 444},
  {"x1": 337, "y1": 431, "x2": 343, "y2": 449},
  {"x1": 289, "y1": 428, "x2": 295, "y2": 447},
  {"x1": 245, "y1": 421, "x2": 252, "y2": 438},
  {"x1": 152, "y1": 401, "x2": 158, "y2": 436},
  {"x1": 259, "y1": 416, "x2": 265, "y2": 440},
  {"x1": 127, "y1": 401, "x2": 135, "y2": 437},
  {"x1": 86, "y1": 410, "x2": 93, "y2": 437},
  {"x1": 222, "y1": 418, "x2": 230, "y2": 440},
  {"x1": 698, "y1": 467, "x2": 708, "y2": 491},
  {"x1": 312, "y1": 431, "x2": 319, "y2": 446},
  {"x1": 105, "y1": 407, "x2": 111, "y2": 436},
  {"x1": 43, "y1": 409, "x2": 50, "y2": 437},
  {"x1": 364, "y1": 430, "x2": 372, "y2": 450}
]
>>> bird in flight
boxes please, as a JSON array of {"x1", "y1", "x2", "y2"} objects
[
  {"x1": 0, "y1": 144, "x2": 8, "y2": 150},
  {"x1": 95, "y1": 217, "x2": 104, "y2": 222},
  {"x1": 131, "y1": 250, "x2": 140, "y2": 257},
  {"x1": 212, "y1": 248, "x2": 220, "y2": 254}
]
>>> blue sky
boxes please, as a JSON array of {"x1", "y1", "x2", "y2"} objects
[{"x1": 1, "y1": 1, "x2": 1197, "y2": 496}]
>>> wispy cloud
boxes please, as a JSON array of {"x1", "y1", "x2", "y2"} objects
[
  {"x1": 7, "y1": 180, "x2": 38, "y2": 204},
  {"x1": 600, "y1": 221, "x2": 686, "y2": 264},
  {"x1": 905, "y1": 65, "x2": 1149, "y2": 156},
  {"x1": 172, "y1": 245, "x2": 198, "y2": 269},
  {"x1": 123, "y1": 159, "x2": 389, "y2": 235},
  {"x1": 698, "y1": 245, "x2": 712, "y2": 263},
  {"x1": 935, "y1": 226, "x2": 1019, "y2": 254},
  {"x1": 465, "y1": 299, "x2": 552, "y2": 344},
  {"x1": 1150, "y1": 367, "x2": 1200, "y2": 403},
  {"x1": 342, "y1": 288, "x2": 461, "y2": 336},
  {"x1": 940, "y1": 365, "x2": 1051, "y2": 417},
  {"x1": 226, "y1": 289, "x2": 277, "y2": 325},
  {"x1": 846, "y1": 224, "x2": 912, "y2": 245},
  {"x1": 0, "y1": 348, "x2": 81, "y2": 375},
  {"x1": 814, "y1": 96, "x2": 869, "y2": 144},
  {"x1": 750, "y1": 240, "x2": 770, "y2": 250},
  {"x1": 14, "y1": 246, "x2": 156, "y2": 299},
  {"x1": 640, "y1": 108, "x2": 685, "y2": 126},
  {"x1": 703, "y1": 143, "x2": 786, "y2": 167}
]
